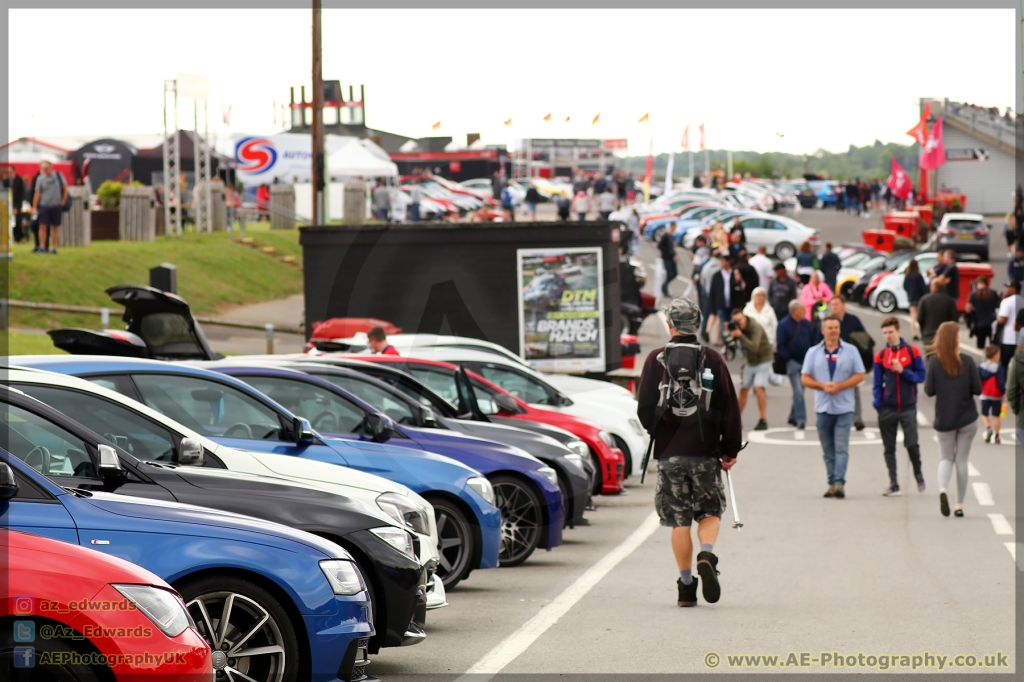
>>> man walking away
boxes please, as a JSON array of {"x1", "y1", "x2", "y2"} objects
[
  {"x1": 748, "y1": 245, "x2": 774, "y2": 291},
  {"x1": 572, "y1": 190, "x2": 590, "y2": 221},
  {"x1": 31, "y1": 160, "x2": 67, "y2": 254},
  {"x1": 501, "y1": 183, "x2": 516, "y2": 221},
  {"x1": 556, "y1": 194, "x2": 571, "y2": 222},
  {"x1": 637, "y1": 297, "x2": 741, "y2": 607},
  {"x1": 931, "y1": 250, "x2": 960, "y2": 299},
  {"x1": 802, "y1": 316, "x2": 866, "y2": 499},
  {"x1": 768, "y1": 263, "x2": 798, "y2": 321},
  {"x1": 658, "y1": 223, "x2": 679, "y2": 298},
  {"x1": 1007, "y1": 246, "x2": 1024, "y2": 289},
  {"x1": 978, "y1": 344, "x2": 1005, "y2": 444},
  {"x1": 966, "y1": 276, "x2": 999, "y2": 349},
  {"x1": 409, "y1": 178, "x2": 423, "y2": 222},
  {"x1": 819, "y1": 242, "x2": 842, "y2": 293},
  {"x1": 598, "y1": 185, "x2": 616, "y2": 219},
  {"x1": 777, "y1": 299, "x2": 817, "y2": 429},
  {"x1": 4, "y1": 166, "x2": 25, "y2": 243},
  {"x1": 372, "y1": 179, "x2": 392, "y2": 223},
  {"x1": 730, "y1": 308, "x2": 772, "y2": 430},
  {"x1": 731, "y1": 251, "x2": 758, "y2": 310},
  {"x1": 366, "y1": 326, "x2": 399, "y2": 355},
  {"x1": 830, "y1": 297, "x2": 869, "y2": 431},
  {"x1": 996, "y1": 282, "x2": 1023, "y2": 367},
  {"x1": 525, "y1": 183, "x2": 541, "y2": 221},
  {"x1": 708, "y1": 255, "x2": 734, "y2": 342},
  {"x1": 919, "y1": 280, "x2": 960, "y2": 350},
  {"x1": 1004, "y1": 346, "x2": 1024, "y2": 445},
  {"x1": 873, "y1": 317, "x2": 926, "y2": 496}
]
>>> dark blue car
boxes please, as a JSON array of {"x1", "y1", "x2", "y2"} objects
[
  {"x1": 207, "y1": 363, "x2": 565, "y2": 568},
  {"x1": 0, "y1": 389, "x2": 374, "y2": 682},
  {"x1": 14, "y1": 355, "x2": 502, "y2": 590}
]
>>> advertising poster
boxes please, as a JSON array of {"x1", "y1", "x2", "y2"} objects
[{"x1": 517, "y1": 247, "x2": 605, "y2": 372}]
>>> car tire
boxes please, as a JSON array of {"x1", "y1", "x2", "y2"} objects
[
  {"x1": 840, "y1": 282, "x2": 854, "y2": 298},
  {"x1": 981, "y1": 249, "x2": 989, "y2": 262},
  {"x1": 1, "y1": 620, "x2": 108, "y2": 682},
  {"x1": 178, "y1": 575, "x2": 300, "y2": 682},
  {"x1": 556, "y1": 473, "x2": 572, "y2": 528},
  {"x1": 815, "y1": 199, "x2": 824, "y2": 209},
  {"x1": 427, "y1": 497, "x2": 474, "y2": 590},
  {"x1": 490, "y1": 474, "x2": 543, "y2": 567},
  {"x1": 652, "y1": 226, "x2": 665, "y2": 242},
  {"x1": 589, "y1": 448, "x2": 604, "y2": 496},
  {"x1": 612, "y1": 434, "x2": 632, "y2": 480},
  {"x1": 774, "y1": 242, "x2": 796, "y2": 260},
  {"x1": 876, "y1": 291, "x2": 898, "y2": 314}
]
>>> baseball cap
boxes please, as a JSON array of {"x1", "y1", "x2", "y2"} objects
[{"x1": 665, "y1": 296, "x2": 702, "y2": 335}]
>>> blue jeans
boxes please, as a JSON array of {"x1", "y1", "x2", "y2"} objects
[
  {"x1": 662, "y1": 258, "x2": 678, "y2": 296},
  {"x1": 409, "y1": 202, "x2": 421, "y2": 222},
  {"x1": 816, "y1": 412, "x2": 853, "y2": 486},
  {"x1": 786, "y1": 359, "x2": 806, "y2": 424}
]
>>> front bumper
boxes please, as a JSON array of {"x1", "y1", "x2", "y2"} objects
[
  {"x1": 937, "y1": 236, "x2": 987, "y2": 253},
  {"x1": 461, "y1": 485, "x2": 502, "y2": 570},
  {"x1": 305, "y1": 594, "x2": 375, "y2": 682},
  {"x1": 555, "y1": 454, "x2": 591, "y2": 528},
  {"x1": 425, "y1": 573, "x2": 448, "y2": 610}
]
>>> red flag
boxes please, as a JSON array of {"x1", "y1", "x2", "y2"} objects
[
  {"x1": 504, "y1": 118, "x2": 513, "y2": 127},
  {"x1": 543, "y1": 112, "x2": 552, "y2": 122},
  {"x1": 564, "y1": 115, "x2": 570, "y2": 123},
  {"x1": 906, "y1": 102, "x2": 931, "y2": 146},
  {"x1": 887, "y1": 158, "x2": 912, "y2": 200},
  {"x1": 638, "y1": 113, "x2": 649, "y2": 123},
  {"x1": 432, "y1": 121, "x2": 441, "y2": 130},
  {"x1": 681, "y1": 125, "x2": 689, "y2": 150},
  {"x1": 919, "y1": 117, "x2": 946, "y2": 170},
  {"x1": 699, "y1": 123, "x2": 705, "y2": 150},
  {"x1": 592, "y1": 113, "x2": 601, "y2": 125}
]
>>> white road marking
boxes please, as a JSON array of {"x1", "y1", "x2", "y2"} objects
[
  {"x1": 972, "y1": 482, "x2": 995, "y2": 506},
  {"x1": 987, "y1": 513, "x2": 1014, "y2": 535},
  {"x1": 968, "y1": 462, "x2": 981, "y2": 477},
  {"x1": 748, "y1": 426, "x2": 899, "y2": 447},
  {"x1": 958, "y1": 343, "x2": 985, "y2": 358},
  {"x1": 462, "y1": 511, "x2": 661, "y2": 677},
  {"x1": 862, "y1": 429, "x2": 876, "y2": 440},
  {"x1": 917, "y1": 411, "x2": 931, "y2": 427},
  {"x1": 794, "y1": 429, "x2": 805, "y2": 441}
]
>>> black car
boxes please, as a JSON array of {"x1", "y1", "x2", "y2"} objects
[
  {"x1": 1, "y1": 382, "x2": 427, "y2": 655},
  {"x1": 850, "y1": 250, "x2": 918, "y2": 303}
]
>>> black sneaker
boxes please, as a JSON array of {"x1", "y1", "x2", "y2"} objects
[
  {"x1": 823, "y1": 485, "x2": 835, "y2": 498},
  {"x1": 677, "y1": 577, "x2": 698, "y2": 607},
  {"x1": 833, "y1": 485, "x2": 846, "y2": 499},
  {"x1": 754, "y1": 419, "x2": 768, "y2": 431},
  {"x1": 940, "y1": 491, "x2": 950, "y2": 517},
  {"x1": 787, "y1": 418, "x2": 797, "y2": 426},
  {"x1": 916, "y1": 474, "x2": 926, "y2": 492},
  {"x1": 854, "y1": 421, "x2": 865, "y2": 431},
  {"x1": 696, "y1": 551, "x2": 721, "y2": 603},
  {"x1": 796, "y1": 422, "x2": 805, "y2": 430},
  {"x1": 882, "y1": 484, "x2": 901, "y2": 497}
]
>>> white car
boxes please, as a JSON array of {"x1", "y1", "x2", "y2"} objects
[
  {"x1": 688, "y1": 211, "x2": 817, "y2": 260},
  {"x1": 868, "y1": 252, "x2": 939, "y2": 313},
  {"x1": 5, "y1": 367, "x2": 448, "y2": 609}
]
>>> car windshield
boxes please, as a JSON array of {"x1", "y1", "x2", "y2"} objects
[
  {"x1": 476, "y1": 365, "x2": 553, "y2": 405},
  {"x1": 235, "y1": 375, "x2": 373, "y2": 435},
  {"x1": 137, "y1": 313, "x2": 205, "y2": 359},
  {"x1": 883, "y1": 251, "x2": 914, "y2": 269},
  {"x1": 947, "y1": 220, "x2": 981, "y2": 231},
  {"x1": 1, "y1": 401, "x2": 95, "y2": 479},
  {"x1": 308, "y1": 373, "x2": 418, "y2": 426}
]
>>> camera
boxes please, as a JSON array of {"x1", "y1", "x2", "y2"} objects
[{"x1": 726, "y1": 321, "x2": 738, "y2": 332}]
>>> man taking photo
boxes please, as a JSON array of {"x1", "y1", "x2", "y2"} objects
[
  {"x1": 730, "y1": 308, "x2": 772, "y2": 430},
  {"x1": 637, "y1": 297, "x2": 742, "y2": 607}
]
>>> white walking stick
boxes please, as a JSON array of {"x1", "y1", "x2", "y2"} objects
[{"x1": 726, "y1": 471, "x2": 743, "y2": 532}]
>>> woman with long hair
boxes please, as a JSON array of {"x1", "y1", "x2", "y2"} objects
[
  {"x1": 923, "y1": 322, "x2": 981, "y2": 517},
  {"x1": 795, "y1": 241, "x2": 817, "y2": 285},
  {"x1": 902, "y1": 259, "x2": 927, "y2": 341}
]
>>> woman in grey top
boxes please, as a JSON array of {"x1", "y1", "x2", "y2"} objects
[{"x1": 924, "y1": 322, "x2": 981, "y2": 517}]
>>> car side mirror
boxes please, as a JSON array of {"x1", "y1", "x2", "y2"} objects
[
  {"x1": 420, "y1": 406, "x2": 438, "y2": 427},
  {"x1": 178, "y1": 438, "x2": 205, "y2": 466},
  {"x1": 97, "y1": 444, "x2": 123, "y2": 476},
  {"x1": 0, "y1": 462, "x2": 18, "y2": 500},
  {"x1": 293, "y1": 417, "x2": 315, "y2": 445},
  {"x1": 365, "y1": 413, "x2": 394, "y2": 443},
  {"x1": 493, "y1": 393, "x2": 522, "y2": 414}
]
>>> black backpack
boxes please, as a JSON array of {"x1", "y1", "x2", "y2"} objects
[{"x1": 656, "y1": 342, "x2": 716, "y2": 437}]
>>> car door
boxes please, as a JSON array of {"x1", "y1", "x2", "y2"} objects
[
  {"x1": 738, "y1": 217, "x2": 767, "y2": 249},
  {"x1": 0, "y1": 461, "x2": 80, "y2": 544},
  {"x1": 464, "y1": 363, "x2": 560, "y2": 407}
]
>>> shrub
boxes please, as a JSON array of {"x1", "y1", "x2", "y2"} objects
[{"x1": 97, "y1": 180, "x2": 124, "y2": 209}]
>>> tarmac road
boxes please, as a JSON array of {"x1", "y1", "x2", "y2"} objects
[{"x1": 368, "y1": 207, "x2": 1018, "y2": 677}]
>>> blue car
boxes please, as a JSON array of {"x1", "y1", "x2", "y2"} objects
[
  {"x1": 15, "y1": 356, "x2": 502, "y2": 590},
  {"x1": 642, "y1": 205, "x2": 726, "y2": 241},
  {"x1": 808, "y1": 180, "x2": 838, "y2": 207},
  {"x1": 208, "y1": 363, "x2": 564, "y2": 568},
  {"x1": 0, "y1": 388, "x2": 374, "y2": 682}
]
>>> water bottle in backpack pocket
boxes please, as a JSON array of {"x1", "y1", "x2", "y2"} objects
[{"x1": 657, "y1": 342, "x2": 718, "y2": 436}]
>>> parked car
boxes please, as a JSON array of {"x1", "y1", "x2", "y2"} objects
[
  {"x1": 205, "y1": 363, "x2": 565, "y2": 568},
  {"x1": 867, "y1": 252, "x2": 939, "y2": 313},
  {"x1": 688, "y1": 212, "x2": 817, "y2": 260},
  {"x1": 0, "y1": 387, "x2": 376, "y2": 682},
  {"x1": 2, "y1": 528, "x2": 213, "y2": 682},
  {"x1": 849, "y1": 250, "x2": 918, "y2": 303},
  {"x1": 677, "y1": 209, "x2": 756, "y2": 248},
  {"x1": 5, "y1": 367, "x2": 437, "y2": 650},
  {"x1": 935, "y1": 212, "x2": 990, "y2": 260},
  {"x1": 807, "y1": 180, "x2": 838, "y2": 207},
  {"x1": 14, "y1": 355, "x2": 502, "y2": 590}
]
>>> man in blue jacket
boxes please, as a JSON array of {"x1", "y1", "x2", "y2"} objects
[
  {"x1": 873, "y1": 316, "x2": 927, "y2": 496},
  {"x1": 776, "y1": 299, "x2": 819, "y2": 430}
]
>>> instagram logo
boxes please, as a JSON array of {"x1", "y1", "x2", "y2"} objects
[{"x1": 13, "y1": 596, "x2": 34, "y2": 616}]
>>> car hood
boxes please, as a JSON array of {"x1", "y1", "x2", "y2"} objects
[
  {"x1": 237, "y1": 448, "x2": 420, "y2": 496},
  {"x1": 438, "y1": 419, "x2": 573, "y2": 459},
  {"x1": 75, "y1": 489, "x2": 350, "y2": 559},
  {"x1": 400, "y1": 426, "x2": 544, "y2": 468}
]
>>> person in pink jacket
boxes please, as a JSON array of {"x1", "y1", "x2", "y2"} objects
[{"x1": 800, "y1": 270, "x2": 833, "y2": 321}]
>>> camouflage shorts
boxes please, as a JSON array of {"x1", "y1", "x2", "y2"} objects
[{"x1": 655, "y1": 456, "x2": 726, "y2": 527}]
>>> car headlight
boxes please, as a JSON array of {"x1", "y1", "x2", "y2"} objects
[
  {"x1": 466, "y1": 476, "x2": 495, "y2": 505},
  {"x1": 319, "y1": 559, "x2": 366, "y2": 595},
  {"x1": 628, "y1": 418, "x2": 645, "y2": 436},
  {"x1": 370, "y1": 527, "x2": 418, "y2": 560},
  {"x1": 112, "y1": 585, "x2": 193, "y2": 637},
  {"x1": 566, "y1": 440, "x2": 589, "y2": 458},
  {"x1": 563, "y1": 453, "x2": 587, "y2": 472},
  {"x1": 598, "y1": 430, "x2": 616, "y2": 447},
  {"x1": 377, "y1": 492, "x2": 431, "y2": 536},
  {"x1": 537, "y1": 466, "x2": 559, "y2": 486}
]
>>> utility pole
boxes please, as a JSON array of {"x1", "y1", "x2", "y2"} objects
[{"x1": 311, "y1": 0, "x2": 325, "y2": 225}]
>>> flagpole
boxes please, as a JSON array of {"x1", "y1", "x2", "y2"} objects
[{"x1": 689, "y1": 149, "x2": 694, "y2": 186}]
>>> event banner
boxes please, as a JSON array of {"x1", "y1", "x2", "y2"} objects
[{"x1": 517, "y1": 247, "x2": 606, "y2": 373}]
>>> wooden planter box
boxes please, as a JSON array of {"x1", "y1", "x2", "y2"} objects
[{"x1": 92, "y1": 209, "x2": 120, "y2": 241}]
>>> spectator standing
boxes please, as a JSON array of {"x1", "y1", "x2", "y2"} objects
[
  {"x1": 636, "y1": 298, "x2": 741, "y2": 607},
  {"x1": 977, "y1": 344, "x2": 1005, "y2": 444},
  {"x1": 795, "y1": 241, "x2": 817, "y2": 284},
  {"x1": 918, "y1": 280, "x2": 960, "y2": 350},
  {"x1": 408, "y1": 178, "x2": 423, "y2": 222},
  {"x1": 1014, "y1": 195, "x2": 1024, "y2": 249},
  {"x1": 872, "y1": 317, "x2": 926, "y2": 496},
  {"x1": 1007, "y1": 246, "x2": 1024, "y2": 288},
  {"x1": 819, "y1": 242, "x2": 842, "y2": 293},
  {"x1": 777, "y1": 299, "x2": 817, "y2": 429},
  {"x1": 748, "y1": 245, "x2": 774, "y2": 290},
  {"x1": 691, "y1": 235, "x2": 711, "y2": 272},
  {"x1": 372, "y1": 179, "x2": 392, "y2": 222},
  {"x1": 699, "y1": 252, "x2": 723, "y2": 343},
  {"x1": 729, "y1": 218, "x2": 746, "y2": 250},
  {"x1": 708, "y1": 255, "x2": 734, "y2": 342},
  {"x1": 800, "y1": 271, "x2": 832, "y2": 322},
  {"x1": 255, "y1": 183, "x2": 270, "y2": 221},
  {"x1": 931, "y1": 250, "x2": 960, "y2": 299},
  {"x1": 1004, "y1": 208, "x2": 1017, "y2": 258},
  {"x1": 492, "y1": 170, "x2": 504, "y2": 200},
  {"x1": 729, "y1": 309, "x2": 773, "y2": 430},
  {"x1": 501, "y1": 183, "x2": 516, "y2": 221},
  {"x1": 802, "y1": 316, "x2": 867, "y2": 499},
  {"x1": 31, "y1": 160, "x2": 68, "y2": 254},
  {"x1": 731, "y1": 252, "x2": 758, "y2": 310},
  {"x1": 657, "y1": 223, "x2": 679, "y2": 297},
  {"x1": 593, "y1": 174, "x2": 607, "y2": 195},
  {"x1": 524, "y1": 183, "x2": 541, "y2": 221},
  {"x1": 624, "y1": 172, "x2": 636, "y2": 203},
  {"x1": 767, "y1": 263, "x2": 798, "y2": 321},
  {"x1": 367, "y1": 326, "x2": 400, "y2": 355},
  {"x1": 742, "y1": 287, "x2": 778, "y2": 349},
  {"x1": 924, "y1": 322, "x2": 981, "y2": 518},
  {"x1": 903, "y1": 259, "x2": 928, "y2": 341},
  {"x1": 1004, "y1": 346, "x2": 1024, "y2": 444},
  {"x1": 4, "y1": 166, "x2": 25, "y2": 242},
  {"x1": 598, "y1": 186, "x2": 616, "y2": 219},
  {"x1": 966, "y1": 276, "x2": 999, "y2": 349},
  {"x1": 996, "y1": 282, "x2": 1024, "y2": 366},
  {"x1": 830, "y1": 297, "x2": 870, "y2": 431},
  {"x1": 556, "y1": 194, "x2": 571, "y2": 222},
  {"x1": 572, "y1": 190, "x2": 590, "y2": 221}
]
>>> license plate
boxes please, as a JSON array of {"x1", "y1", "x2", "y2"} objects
[{"x1": 956, "y1": 233, "x2": 974, "y2": 239}]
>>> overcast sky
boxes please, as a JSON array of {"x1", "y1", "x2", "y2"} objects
[{"x1": 9, "y1": 8, "x2": 1016, "y2": 155}]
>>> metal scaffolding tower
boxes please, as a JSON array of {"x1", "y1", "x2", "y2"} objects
[
  {"x1": 162, "y1": 79, "x2": 182, "y2": 238},
  {"x1": 193, "y1": 101, "x2": 212, "y2": 233}
]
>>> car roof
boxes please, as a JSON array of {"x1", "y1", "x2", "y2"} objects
[{"x1": 941, "y1": 212, "x2": 985, "y2": 222}]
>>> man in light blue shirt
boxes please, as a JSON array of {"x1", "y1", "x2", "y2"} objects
[{"x1": 801, "y1": 316, "x2": 866, "y2": 499}]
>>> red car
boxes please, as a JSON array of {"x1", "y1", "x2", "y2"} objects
[
  {"x1": 353, "y1": 355, "x2": 626, "y2": 494},
  {"x1": 2, "y1": 529, "x2": 212, "y2": 682}
]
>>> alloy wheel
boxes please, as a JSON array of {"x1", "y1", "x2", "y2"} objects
[
  {"x1": 431, "y1": 498, "x2": 472, "y2": 589},
  {"x1": 876, "y1": 291, "x2": 897, "y2": 313},
  {"x1": 187, "y1": 591, "x2": 287, "y2": 682},
  {"x1": 774, "y1": 242, "x2": 796, "y2": 260},
  {"x1": 492, "y1": 475, "x2": 542, "y2": 567}
]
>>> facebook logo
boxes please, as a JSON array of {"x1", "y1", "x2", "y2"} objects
[
  {"x1": 13, "y1": 646, "x2": 35, "y2": 668},
  {"x1": 13, "y1": 620, "x2": 35, "y2": 642}
]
